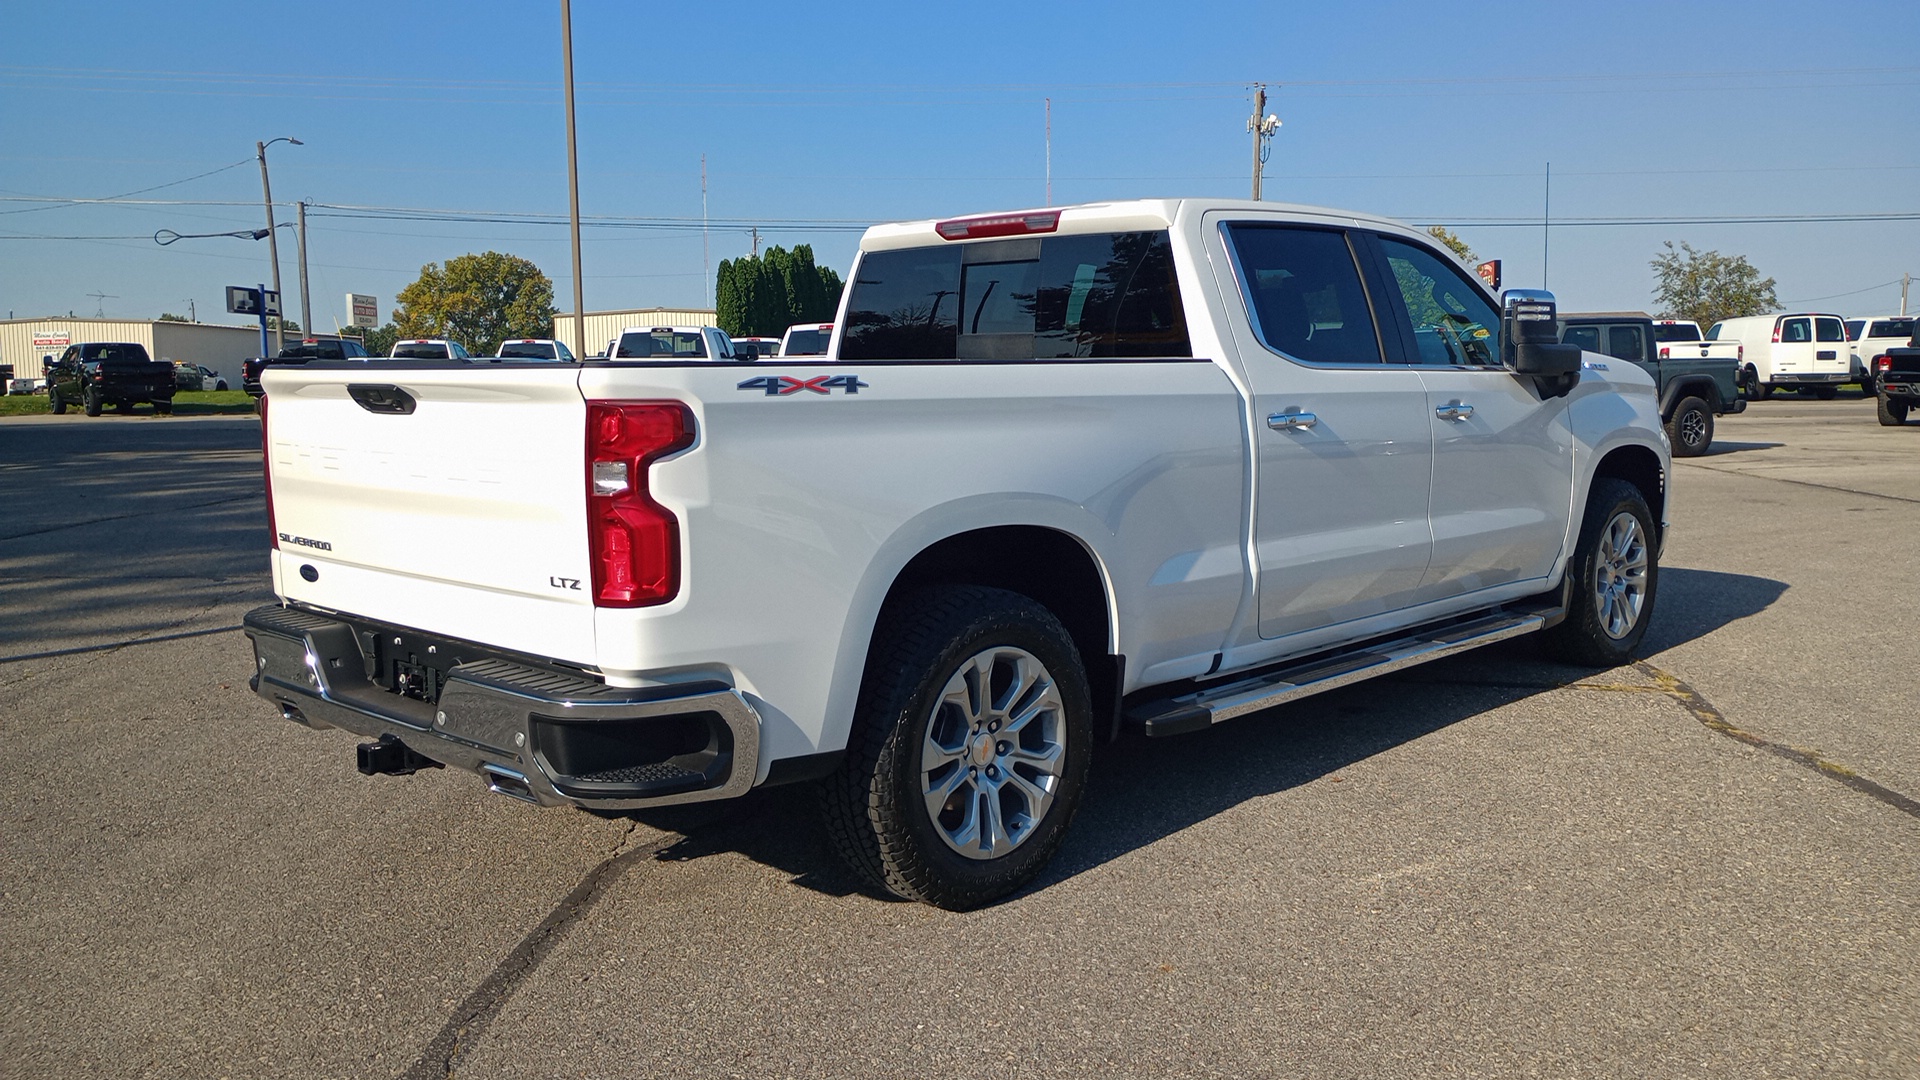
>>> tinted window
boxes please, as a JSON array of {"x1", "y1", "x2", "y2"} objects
[
  {"x1": 1563, "y1": 326, "x2": 1601, "y2": 352},
  {"x1": 1607, "y1": 325, "x2": 1646, "y2": 361},
  {"x1": 1224, "y1": 225, "x2": 1381, "y2": 364},
  {"x1": 1705, "y1": 323, "x2": 1724, "y2": 340},
  {"x1": 1780, "y1": 318, "x2": 1811, "y2": 344},
  {"x1": 80, "y1": 343, "x2": 152, "y2": 363},
  {"x1": 391, "y1": 343, "x2": 450, "y2": 359},
  {"x1": 1378, "y1": 237, "x2": 1500, "y2": 366},
  {"x1": 1869, "y1": 319, "x2": 1915, "y2": 339},
  {"x1": 498, "y1": 342, "x2": 558, "y2": 359},
  {"x1": 783, "y1": 328, "x2": 832, "y2": 356},
  {"x1": 1815, "y1": 317, "x2": 1845, "y2": 343},
  {"x1": 1846, "y1": 320, "x2": 1865, "y2": 341},
  {"x1": 838, "y1": 230, "x2": 1191, "y2": 361},
  {"x1": 1651, "y1": 323, "x2": 1700, "y2": 343},
  {"x1": 615, "y1": 331, "x2": 707, "y2": 359}
]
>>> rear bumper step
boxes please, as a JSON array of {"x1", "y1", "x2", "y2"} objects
[
  {"x1": 1125, "y1": 604, "x2": 1562, "y2": 737},
  {"x1": 243, "y1": 604, "x2": 762, "y2": 809}
]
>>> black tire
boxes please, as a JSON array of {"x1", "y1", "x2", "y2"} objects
[
  {"x1": 1813, "y1": 385, "x2": 1838, "y2": 401},
  {"x1": 83, "y1": 386, "x2": 102, "y2": 416},
  {"x1": 1879, "y1": 393, "x2": 1910, "y2": 426},
  {"x1": 1664, "y1": 396, "x2": 1713, "y2": 457},
  {"x1": 822, "y1": 584, "x2": 1094, "y2": 910},
  {"x1": 49, "y1": 386, "x2": 66, "y2": 415},
  {"x1": 1749, "y1": 376, "x2": 1771, "y2": 400},
  {"x1": 154, "y1": 399, "x2": 172, "y2": 416},
  {"x1": 1859, "y1": 376, "x2": 1876, "y2": 397},
  {"x1": 1542, "y1": 478, "x2": 1659, "y2": 668},
  {"x1": 215, "y1": 380, "x2": 228, "y2": 391}
]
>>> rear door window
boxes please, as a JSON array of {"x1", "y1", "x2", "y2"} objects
[
  {"x1": 838, "y1": 230, "x2": 1191, "y2": 361},
  {"x1": 1780, "y1": 318, "x2": 1811, "y2": 343},
  {"x1": 1607, "y1": 325, "x2": 1646, "y2": 362},
  {"x1": 1815, "y1": 317, "x2": 1845, "y2": 343},
  {"x1": 1222, "y1": 225, "x2": 1382, "y2": 364}
]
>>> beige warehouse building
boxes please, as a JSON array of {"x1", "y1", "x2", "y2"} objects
[
  {"x1": 0, "y1": 317, "x2": 293, "y2": 389},
  {"x1": 552, "y1": 308, "x2": 716, "y2": 356}
]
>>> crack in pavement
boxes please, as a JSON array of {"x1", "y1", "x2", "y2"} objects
[
  {"x1": 0, "y1": 623, "x2": 244, "y2": 665},
  {"x1": 0, "y1": 491, "x2": 263, "y2": 543},
  {"x1": 1676, "y1": 459, "x2": 1920, "y2": 506},
  {"x1": 397, "y1": 821, "x2": 672, "y2": 1080},
  {"x1": 1627, "y1": 660, "x2": 1920, "y2": 821}
]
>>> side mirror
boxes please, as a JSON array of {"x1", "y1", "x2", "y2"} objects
[{"x1": 1502, "y1": 288, "x2": 1583, "y2": 380}]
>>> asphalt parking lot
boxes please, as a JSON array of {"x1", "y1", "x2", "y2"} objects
[{"x1": 2, "y1": 397, "x2": 1916, "y2": 1079}]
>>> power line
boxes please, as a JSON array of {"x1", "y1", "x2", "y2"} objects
[
  {"x1": 1783, "y1": 279, "x2": 1904, "y2": 305},
  {"x1": 0, "y1": 157, "x2": 253, "y2": 216}
]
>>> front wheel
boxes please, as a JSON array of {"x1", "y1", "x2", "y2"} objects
[
  {"x1": 1665, "y1": 396, "x2": 1713, "y2": 457},
  {"x1": 215, "y1": 380, "x2": 228, "y2": 391},
  {"x1": 1748, "y1": 376, "x2": 1771, "y2": 400},
  {"x1": 822, "y1": 585, "x2": 1093, "y2": 910},
  {"x1": 1879, "y1": 393, "x2": 1910, "y2": 426},
  {"x1": 1542, "y1": 478, "x2": 1658, "y2": 667},
  {"x1": 49, "y1": 386, "x2": 66, "y2": 415},
  {"x1": 1859, "y1": 376, "x2": 1876, "y2": 397}
]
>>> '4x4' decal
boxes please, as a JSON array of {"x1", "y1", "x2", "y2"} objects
[{"x1": 738, "y1": 374, "x2": 868, "y2": 396}]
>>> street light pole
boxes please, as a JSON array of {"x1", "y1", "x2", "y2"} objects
[
  {"x1": 297, "y1": 200, "x2": 312, "y2": 338},
  {"x1": 256, "y1": 137, "x2": 302, "y2": 353}
]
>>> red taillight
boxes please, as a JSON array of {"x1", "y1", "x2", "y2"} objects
[
  {"x1": 261, "y1": 394, "x2": 277, "y2": 550},
  {"x1": 586, "y1": 401, "x2": 694, "y2": 607},
  {"x1": 1877, "y1": 354, "x2": 1892, "y2": 372},
  {"x1": 1737, "y1": 345, "x2": 1744, "y2": 360},
  {"x1": 935, "y1": 210, "x2": 1061, "y2": 241},
  {"x1": 1772, "y1": 323, "x2": 1782, "y2": 343},
  {"x1": 1659, "y1": 346, "x2": 1670, "y2": 359}
]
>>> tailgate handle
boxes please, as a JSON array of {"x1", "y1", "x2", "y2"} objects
[
  {"x1": 347, "y1": 384, "x2": 417, "y2": 415},
  {"x1": 1817, "y1": 350, "x2": 1836, "y2": 360}
]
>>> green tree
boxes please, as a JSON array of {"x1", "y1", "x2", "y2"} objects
[
  {"x1": 350, "y1": 323, "x2": 400, "y2": 356},
  {"x1": 1650, "y1": 241, "x2": 1778, "y2": 329},
  {"x1": 393, "y1": 251, "x2": 556, "y2": 356},
  {"x1": 157, "y1": 312, "x2": 191, "y2": 322},
  {"x1": 713, "y1": 244, "x2": 843, "y2": 336},
  {"x1": 1426, "y1": 225, "x2": 1476, "y2": 265}
]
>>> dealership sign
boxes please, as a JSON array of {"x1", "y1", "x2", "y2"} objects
[
  {"x1": 348, "y1": 293, "x2": 378, "y2": 328},
  {"x1": 32, "y1": 329, "x2": 70, "y2": 349}
]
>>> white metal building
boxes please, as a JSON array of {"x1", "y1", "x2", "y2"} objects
[
  {"x1": 0, "y1": 317, "x2": 284, "y2": 387},
  {"x1": 551, "y1": 308, "x2": 716, "y2": 357}
]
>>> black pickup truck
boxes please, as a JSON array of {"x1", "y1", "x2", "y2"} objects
[
  {"x1": 242, "y1": 338, "x2": 372, "y2": 400},
  {"x1": 45, "y1": 342, "x2": 175, "y2": 416},
  {"x1": 1558, "y1": 312, "x2": 1744, "y2": 456},
  {"x1": 1875, "y1": 329, "x2": 1920, "y2": 426}
]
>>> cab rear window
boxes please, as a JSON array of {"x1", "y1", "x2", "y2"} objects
[
  {"x1": 615, "y1": 331, "x2": 706, "y2": 358},
  {"x1": 1869, "y1": 319, "x2": 1915, "y2": 339},
  {"x1": 839, "y1": 230, "x2": 1190, "y2": 361}
]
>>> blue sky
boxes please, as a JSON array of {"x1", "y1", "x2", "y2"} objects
[{"x1": 2, "y1": 0, "x2": 1915, "y2": 331}]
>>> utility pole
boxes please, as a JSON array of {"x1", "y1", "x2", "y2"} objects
[
  {"x1": 296, "y1": 200, "x2": 312, "y2": 338},
  {"x1": 1903, "y1": 273, "x2": 1911, "y2": 316},
  {"x1": 1247, "y1": 85, "x2": 1280, "y2": 201},
  {"x1": 1542, "y1": 162, "x2": 1552, "y2": 290},
  {"x1": 751, "y1": 227, "x2": 759, "y2": 258},
  {"x1": 560, "y1": 0, "x2": 587, "y2": 360},
  {"x1": 256, "y1": 139, "x2": 295, "y2": 354},
  {"x1": 702, "y1": 154, "x2": 710, "y2": 311},
  {"x1": 1045, "y1": 97, "x2": 1052, "y2": 207}
]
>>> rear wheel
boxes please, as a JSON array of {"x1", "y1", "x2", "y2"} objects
[
  {"x1": 1813, "y1": 385, "x2": 1838, "y2": 401},
  {"x1": 154, "y1": 399, "x2": 173, "y2": 416},
  {"x1": 1879, "y1": 393, "x2": 1909, "y2": 426},
  {"x1": 1664, "y1": 396, "x2": 1713, "y2": 457},
  {"x1": 83, "y1": 386, "x2": 102, "y2": 416},
  {"x1": 822, "y1": 585, "x2": 1093, "y2": 910},
  {"x1": 1542, "y1": 478, "x2": 1658, "y2": 667},
  {"x1": 49, "y1": 386, "x2": 66, "y2": 415}
]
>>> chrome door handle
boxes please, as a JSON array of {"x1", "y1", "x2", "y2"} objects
[
  {"x1": 1435, "y1": 403, "x2": 1475, "y2": 422},
  {"x1": 1267, "y1": 411, "x2": 1317, "y2": 431}
]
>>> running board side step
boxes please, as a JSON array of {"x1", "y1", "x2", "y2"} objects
[{"x1": 1125, "y1": 606, "x2": 1561, "y2": 737}]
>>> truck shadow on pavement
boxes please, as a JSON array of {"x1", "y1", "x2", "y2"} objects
[
  {"x1": 624, "y1": 566, "x2": 1789, "y2": 907},
  {"x1": 1700, "y1": 440, "x2": 1784, "y2": 456}
]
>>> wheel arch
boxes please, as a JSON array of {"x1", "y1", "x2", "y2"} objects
[
  {"x1": 1588, "y1": 443, "x2": 1666, "y2": 535},
  {"x1": 1660, "y1": 375, "x2": 1721, "y2": 415},
  {"x1": 881, "y1": 525, "x2": 1121, "y2": 738}
]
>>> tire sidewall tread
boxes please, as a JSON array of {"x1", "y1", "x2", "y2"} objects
[
  {"x1": 821, "y1": 584, "x2": 1093, "y2": 910},
  {"x1": 1543, "y1": 478, "x2": 1659, "y2": 667}
]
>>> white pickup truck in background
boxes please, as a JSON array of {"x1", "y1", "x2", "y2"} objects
[
  {"x1": 246, "y1": 198, "x2": 1670, "y2": 910},
  {"x1": 1652, "y1": 319, "x2": 1744, "y2": 368}
]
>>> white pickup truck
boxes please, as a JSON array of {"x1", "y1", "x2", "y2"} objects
[
  {"x1": 246, "y1": 198, "x2": 1670, "y2": 910},
  {"x1": 1651, "y1": 319, "x2": 1745, "y2": 367}
]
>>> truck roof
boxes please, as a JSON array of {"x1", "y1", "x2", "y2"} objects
[
  {"x1": 1561, "y1": 311, "x2": 1655, "y2": 321},
  {"x1": 856, "y1": 197, "x2": 1428, "y2": 252}
]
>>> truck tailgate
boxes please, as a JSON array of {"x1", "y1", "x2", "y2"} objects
[{"x1": 262, "y1": 365, "x2": 597, "y2": 663}]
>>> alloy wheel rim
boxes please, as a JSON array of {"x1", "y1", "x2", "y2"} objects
[
  {"x1": 1680, "y1": 410, "x2": 1707, "y2": 447},
  {"x1": 920, "y1": 645, "x2": 1066, "y2": 861},
  {"x1": 1592, "y1": 511, "x2": 1649, "y2": 640}
]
